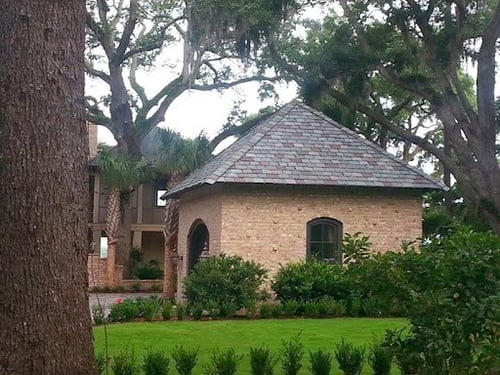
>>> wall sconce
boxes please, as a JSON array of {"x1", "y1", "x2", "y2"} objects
[
  {"x1": 170, "y1": 251, "x2": 182, "y2": 267},
  {"x1": 199, "y1": 241, "x2": 211, "y2": 261}
]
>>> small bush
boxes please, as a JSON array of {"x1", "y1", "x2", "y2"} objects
[
  {"x1": 91, "y1": 304, "x2": 106, "y2": 325},
  {"x1": 384, "y1": 228, "x2": 500, "y2": 373},
  {"x1": 138, "y1": 297, "x2": 163, "y2": 321},
  {"x1": 135, "y1": 264, "x2": 164, "y2": 280},
  {"x1": 259, "y1": 303, "x2": 273, "y2": 319},
  {"x1": 183, "y1": 254, "x2": 268, "y2": 310},
  {"x1": 112, "y1": 349, "x2": 140, "y2": 375},
  {"x1": 204, "y1": 348, "x2": 242, "y2": 375},
  {"x1": 109, "y1": 299, "x2": 139, "y2": 322},
  {"x1": 191, "y1": 304, "x2": 204, "y2": 320},
  {"x1": 161, "y1": 300, "x2": 173, "y2": 320},
  {"x1": 368, "y1": 342, "x2": 392, "y2": 375},
  {"x1": 309, "y1": 349, "x2": 332, "y2": 375},
  {"x1": 143, "y1": 350, "x2": 170, "y2": 375},
  {"x1": 171, "y1": 345, "x2": 198, "y2": 375},
  {"x1": 216, "y1": 302, "x2": 238, "y2": 318},
  {"x1": 272, "y1": 260, "x2": 348, "y2": 302},
  {"x1": 175, "y1": 302, "x2": 187, "y2": 320},
  {"x1": 250, "y1": 347, "x2": 277, "y2": 375},
  {"x1": 281, "y1": 334, "x2": 304, "y2": 375},
  {"x1": 282, "y1": 300, "x2": 302, "y2": 317},
  {"x1": 96, "y1": 352, "x2": 106, "y2": 374},
  {"x1": 335, "y1": 339, "x2": 365, "y2": 375},
  {"x1": 271, "y1": 304, "x2": 283, "y2": 319}
]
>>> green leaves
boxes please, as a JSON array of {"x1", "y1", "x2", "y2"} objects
[
  {"x1": 97, "y1": 145, "x2": 152, "y2": 191},
  {"x1": 183, "y1": 254, "x2": 268, "y2": 310}
]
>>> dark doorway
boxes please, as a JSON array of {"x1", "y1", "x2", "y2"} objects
[{"x1": 188, "y1": 220, "x2": 209, "y2": 273}]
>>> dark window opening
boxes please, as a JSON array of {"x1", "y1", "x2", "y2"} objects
[{"x1": 307, "y1": 217, "x2": 343, "y2": 264}]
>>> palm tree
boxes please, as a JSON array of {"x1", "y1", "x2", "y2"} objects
[
  {"x1": 153, "y1": 129, "x2": 212, "y2": 298},
  {"x1": 97, "y1": 145, "x2": 151, "y2": 282}
]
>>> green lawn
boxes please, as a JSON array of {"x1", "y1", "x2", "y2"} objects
[{"x1": 94, "y1": 318, "x2": 407, "y2": 374}]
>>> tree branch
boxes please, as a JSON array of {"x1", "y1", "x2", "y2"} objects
[
  {"x1": 85, "y1": 61, "x2": 111, "y2": 84},
  {"x1": 86, "y1": 11, "x2": 114, "y2": 58},
  {"x1": 191, "y1": 75, "x2": 282, "y2": 91},
  {"x1": 114, "y1": 0, "x2": 138, "y2": 62},
  {"x1": 477, "y1": 1, "x2": 500, "y2": 136},
  {"x1": 128, "y1": 55, "x2": 147, "y2": 107},
  {"x1": 326, "y1": 85, "x2": 463, "y2": 181}
]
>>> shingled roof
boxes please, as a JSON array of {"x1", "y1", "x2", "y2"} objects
[{"x1": 165, "y1": 100, "x2": 443, "y2": 197}]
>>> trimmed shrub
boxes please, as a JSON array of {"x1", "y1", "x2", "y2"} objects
[
  {"x1": 161, "y1": 300, "x2": 173, "y2": 320},
  {"x1": 271, "y1": 260, "x2": 348, "y2": 302},
  {"x1": 134, "y1": 262, "x2": 164, "y2": 280},
  {"x1": 183, "y1": 254, "x2": 268, "y2": 310},
  {"x1": 335, "y1": 339, "x2": 365, "y2": 375},
  {"x1": 368, "y1": 341, "x2": 392, "y2": 375},
  {"x1": 175, "y1": 302, "x2": 187, "y2": 321},
  {"x1": 281, "y1": 334, "x2": 304, "y2": 375},
  {"x1": 204, "y1": 348, "x2": 242, "y2": 375},
  {"x1": 138, "y1": 297, "x2": 163, "y2": 321},
  {"x1": 250, "y1": 347, "x2": 277, "y2": 375},
  {"x1": 171, "y1": 346, "x2": 198, "y2": 375},
  {"x1": 109, "y1": 299, "x2": 140, "y2": 322},
  {"x1": 112, "y1": 349, "x2": 140, "y2": 375},
  {"x1": 143, "y1": 350, "x2": 170, "y2": 375},
  {"x1": 309, "y1": 349, "x2": 332, "y2": 375}
]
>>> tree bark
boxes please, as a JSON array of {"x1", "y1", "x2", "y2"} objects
[{"x1": 0, "y1": 1, "x2": 96, "y2": 374}]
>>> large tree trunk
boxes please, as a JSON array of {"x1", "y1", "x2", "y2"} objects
[{"x1": 0, "y1": 2, "x2": 96, "y2": 374}]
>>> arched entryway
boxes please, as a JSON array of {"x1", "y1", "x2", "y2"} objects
[{"x1": 187, "y1": 219, "x2": 209, "y2": 273}]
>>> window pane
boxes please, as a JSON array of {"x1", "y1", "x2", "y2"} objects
[
  {"x1": 323, "y1": 224, "x2": 337, "y2": 242},
  {"x1": 310, "y1": 242, "x2": 323, "y2": 259},
  {"x1": 99, "y1": 237, "x2": 108, "y2": 258},
  {"x1": 156, "y1": 189, "x2": 167, "y2": 206},
  {"x1": 310, "y1": 224, "x2": 322, "y2": 241}
]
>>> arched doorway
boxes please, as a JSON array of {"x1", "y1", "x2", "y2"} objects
[{"x1": 187, "y1": 220, "x2": 209, "y2": 273}]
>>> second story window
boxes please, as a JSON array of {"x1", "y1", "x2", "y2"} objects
[{"x1": 156, "y1": 189, "x2": 167, "y2": 206}]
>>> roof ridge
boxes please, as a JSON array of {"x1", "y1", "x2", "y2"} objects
[
  {"x1": 296, "y1": 101, "x2": 446, "y2": 189},
  {"x1": 212, "y1": 101, "x2": 298, "y2": 181}
]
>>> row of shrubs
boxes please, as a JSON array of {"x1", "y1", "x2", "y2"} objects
[
  {"x1": 97, "y1": 336, "x2": 394, "y2": 375},
  {"x1": 92, "y1": 296, "x2": 351, "y2": 324}
]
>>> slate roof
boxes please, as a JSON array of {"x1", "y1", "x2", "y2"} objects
[{"x1": 164, "y1": 100, "x2": 443, "y2": 197}]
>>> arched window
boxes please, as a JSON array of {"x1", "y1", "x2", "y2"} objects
[{"x1": 307, "y1": 217, "x2": 343, "y2": 264}]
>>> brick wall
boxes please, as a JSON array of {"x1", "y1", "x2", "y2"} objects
[
  {"x1": 87, "y1": 254, "x2": 107, "y2": 287},
  {"x1": 177, "y1": 186, "x2": 223, "y2": 278},
  {"x1": 175, "y1": 184, "x2": 422, "y2": 281},
  {"x1": 218, "y1": 185, "x2": 422, "y2": 276}
]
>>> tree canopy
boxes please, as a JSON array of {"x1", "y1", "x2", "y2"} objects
[{"x1": 267, "y1": 0, "x2": 500, "y2": 232}]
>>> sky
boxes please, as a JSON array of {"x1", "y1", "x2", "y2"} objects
[{"x1": 93, "y1": 80, "x2": 299, "y2": 145}]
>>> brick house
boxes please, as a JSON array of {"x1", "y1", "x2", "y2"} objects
[
  {"x1": 163, "y1": 101, "x2": 443, "y2": 289},
  {"x1": 86, "y1": 124, "x2": 165, "y2": 288}
]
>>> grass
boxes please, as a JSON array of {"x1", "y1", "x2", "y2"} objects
[{"x1": 94, "y1": 318, "x2": 406, "y2": 374}]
